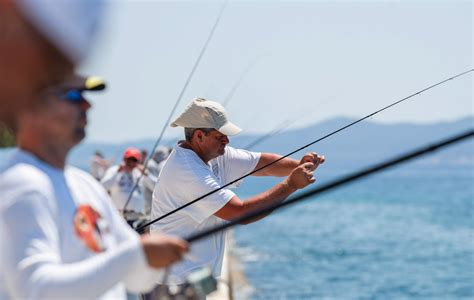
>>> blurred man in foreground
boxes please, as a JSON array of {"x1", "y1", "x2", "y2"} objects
[{"x1": 0, "y1": 75, "x2": 188, "y2": 299}]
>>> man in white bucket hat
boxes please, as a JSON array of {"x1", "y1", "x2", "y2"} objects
[{"x1": 149, "y1": 98, "x2": 325, "y2": 290}]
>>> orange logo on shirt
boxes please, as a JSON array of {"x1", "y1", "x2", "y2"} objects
[{"x1": 73, "y1": 204, "x2": 105, "y2": 253}]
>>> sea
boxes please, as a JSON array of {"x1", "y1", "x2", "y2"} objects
[
  {"x1": 1, "y1": 149, "x2": 472, "y2": 299},
  {"x1": 233, "y1": 167, "x2": 473, "y2": 299}
]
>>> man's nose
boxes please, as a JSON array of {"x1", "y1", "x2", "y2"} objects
[
  {"x1": 79, "y1": 99, "x2": 92, "y2": 111},
  {"x1": 222, "y1": 135, "x2": 229, "y2": 144}
]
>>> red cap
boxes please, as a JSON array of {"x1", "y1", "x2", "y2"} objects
[{"x1": 123, "y1": 147, "x2": 142, "y2": 161}]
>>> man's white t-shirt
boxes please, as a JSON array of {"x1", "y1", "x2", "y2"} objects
[
  {"x1": 150, "y1": 145, "x2": 260, "y2": 284},
  {"x1": 0, "y1": 150, "x2": 160, "y2": 300}
]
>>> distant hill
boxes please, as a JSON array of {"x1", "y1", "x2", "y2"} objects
[
  {"x1": 236, "y1": 116, "x2": 474, "y2": 170},
  {"x1": 1, "y1": 117, "x2": 472, "y2": 172}
]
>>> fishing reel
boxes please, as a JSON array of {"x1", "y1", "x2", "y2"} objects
[
  {"x1": 121, "y1": 213, "x2": 149, "y2": 234},
  {"x1": 156, "y1": 268, "x2": 217, "y2": 300}
]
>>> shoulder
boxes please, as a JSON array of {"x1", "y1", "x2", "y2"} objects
[
  {"x1": 159, "y1": 147, "x2": 213, "y2": 185},
  {"x1": 104, "y1": 165, "x2": 119, "y2": 173},
  {"x1": 163, "y1": 146, "x2": 206, "y2": 173},
  {"x1": 1, "y1": 162, "x2": 52, "y2": 195},
  {"x1": 219, "y1": 146, "x2": 261, "y2": 162},
  {"x1": 147, "y1": 159, "x2": 159, "y2": 169},
  {"x1": 101, "y1": 165, "x2": 120, "y2": 178},
  {"x1": 0, "y1": 162, "x2": 55, "y2": 211},
  {"x1": 66, "y1": 166, "x2": 109, "y2": 194},
  {"x1": 67, "y1": 166, "x2": 100, "y2": 185}
]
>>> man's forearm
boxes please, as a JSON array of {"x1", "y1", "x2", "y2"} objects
[
  {"x1": 240, "y1": 180, "x2": 297, "y2": 224},
  {"x1": 253, "y1": 153, "x2": 298, "y2": 177},
  {"x1": 1, "y1": 194, "x2": 152, "y2": 299}
]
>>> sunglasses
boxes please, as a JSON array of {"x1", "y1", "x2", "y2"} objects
[
  {"x1": 43, "y1": 87, "x2": 86, "y2": 104},
  {"x1": 61, "y1": 89, "x2": 86, "y2": 104},
  {"x1": 126, "y1": 157, "x2": 139, "y2": 163}
]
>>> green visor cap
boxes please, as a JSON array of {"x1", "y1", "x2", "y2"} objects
[
  {"x1": 60, "y1": 74, "x2": 107, "y2": 92},
  {"x1": 83, "y1": 76, "x2": 106, "y2": 91}
]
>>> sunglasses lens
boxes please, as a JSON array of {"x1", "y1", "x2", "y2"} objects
[{"x1": 64, "y1": 90, "x2": 83, "y2": 103}]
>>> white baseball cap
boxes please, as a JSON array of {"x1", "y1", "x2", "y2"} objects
[
  {"x1": 16, "y1": 0, "x2": 105, "y2": 63},
  {"x1": 171, "y1": 98, "x2": 242, "y2": 136}
]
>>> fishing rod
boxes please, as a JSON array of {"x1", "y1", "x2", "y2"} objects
[
  {"x1": 137, "y1": 68, "x2": 473, "y2": 232},
  {"x1": 186, "y1": 129, "x2": 474, "y2": 242},
  {"x1": 243, "y1": 106, "x2": 321, "y2": 150},
  {"x1": 148, "y1": 129, "x2": 474, "y2": 299},
  {"x1": 162, "y1": 54, "x2": 265, "y2": 156},
  {"x1": 244, "y1": 118, "x2": 294, "y2": 150},
  {"x1": 243, "y1": 95, "x2": 336, "y2": 150},
  {"x1": 122, "y1": 1, "x2": 228, "y2": 214},
  {"x1": 222, "y1": 54, "x2": 264, "y2": 107}
]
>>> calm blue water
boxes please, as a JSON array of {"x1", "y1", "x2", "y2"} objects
[{"x1": 234, "y1": 168, "x2": 474, "y2": 299}]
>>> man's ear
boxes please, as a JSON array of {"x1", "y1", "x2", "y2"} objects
[{"x1": 194, "y1": 130, "x2": 203, "y2": 142}]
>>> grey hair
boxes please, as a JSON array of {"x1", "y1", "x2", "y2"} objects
[{"x1": 184, "y1": 128, "x2": 214, "y2": 142}]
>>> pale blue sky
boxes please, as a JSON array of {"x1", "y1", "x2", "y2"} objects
[{"x1": 80, "y1": 0, "x2": 473, "y2": 143}]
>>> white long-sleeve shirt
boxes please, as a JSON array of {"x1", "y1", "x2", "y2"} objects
[{"x1": 0, "y1": 150, "x2": 161, "y2": 300}]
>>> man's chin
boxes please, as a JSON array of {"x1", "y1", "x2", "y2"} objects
[{"x1": 73, "y1": 128, "x2": 86, "y2": 145}]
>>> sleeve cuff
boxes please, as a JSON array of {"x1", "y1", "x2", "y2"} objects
[{"x1": 122, "y1": 234, "x2": 164, "y2": 293}]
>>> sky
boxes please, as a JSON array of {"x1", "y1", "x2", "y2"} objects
[{"x1": 79, "y1": 0, "x2": 473, "y2": 144}]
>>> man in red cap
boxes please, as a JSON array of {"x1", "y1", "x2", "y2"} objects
[
  {"x1": 102, "y1": 147, "x2": 157, "y2": 223},
  {"x1": 0, "y1": 75, "x2": 188, "y2": 299}
]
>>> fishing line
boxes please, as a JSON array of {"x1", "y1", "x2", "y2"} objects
[
  {"x1": 186, "y1": 129, "x2": 474, "y2": 242},
  {"x1": 244, "y1": 118, "x2": 294, "y2": 150},
  {"x1": 137, "y1": 68, "x2": 473, "y2": 232},
  {"x1": 162, "y1": 53, "x2": 261, "y2": 152},
  {"x1": 122, "y1": 1, "x2": 228, "y2": 214},
  {"x1": 222, "y1": 54, "x2": 265, "y2": 107},
  {"x1": 243, "y1": 107, "x2": 317, "y2": 150},
  {"x1": 244, "y1": 95, "x2": 335, "y2": 150}
]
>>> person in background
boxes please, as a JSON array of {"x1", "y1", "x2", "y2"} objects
[
  {"x1": 138, "y1": 148, "x2": 155, "y2": 216},
  {"x1": 90, "y1": 150, "x2": 112, "y2": 181},
  {"x1": 142, "y1": 146, "x2": 171, "y2": 216},
  {"x1": 147, "y1": 146, "x2": 171, "y2": 177},
  {"x1": 140, "y1": 149, "x2": 148, "y2": 165},
  {"x1": 101, "y1": 148, "x2": 157, "y2": 224},
  {"x1": 0, "y1": 74, "x2": 188, "y2": 299},
  {"x1": 149, "y1": 98, "x2": 325, "y2": 291}
]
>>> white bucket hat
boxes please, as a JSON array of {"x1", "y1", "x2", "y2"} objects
[
  {"x1": 171, "y1": 98, "x2": 242, "y2": 136},
  {"x1": 16, "y1": 0, "x2": 105, "y2": 63}
]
